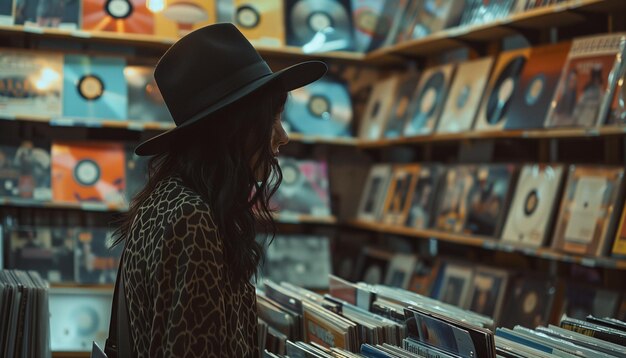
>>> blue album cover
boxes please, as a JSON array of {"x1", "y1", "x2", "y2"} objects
[
  {"x1": 14, "y1": 0, "x2": 80, "y2": 29},
  {"x1": 0, "y1": 0, "x2": 14, "y2": 25},
  {"x1": 63, "y1": 55, "x2": 128, "y2": 120}
]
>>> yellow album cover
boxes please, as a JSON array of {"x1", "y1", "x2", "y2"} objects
[
  {"x1": 233, "y1": 0, "x2": 285, "y2": 47},
  {"x1": 381, "y1": 164, "x2": 420, "y2": 226},
  {"x1": 154, "y1": 0, "x2": 216, "y2": 38}
]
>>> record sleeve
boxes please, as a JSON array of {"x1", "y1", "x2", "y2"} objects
[
  {"x1": 600, "y1": 42, "x2": 626, "y2": 126},
  {"x1": 437, "y1": 57, "x2": 494, "y2": 134},
  {"x1": 154, "y1": 0, "x2": 214, "y2": 37},
  {"x1": 474, "y1": 48, "x2": 531, "y2": 131},
  {"x1": 356, "y1": 164, "x2": 392, "y2": 221},
  {"x1": 359, "y1": 75, "x2": 399, "y2": 140},
  {"x1": 234, "y1": 0, "x2": 285, "y2": 47},
  {"x1": 405, "y1": 165, "x2": 441, "y2": 229},
  {"x1": 433, "y1": 165, "x2": 475, "y2": 234},
  {"x1": 0, "y1": 140, "x2": 52, "y2": 201},
  {"x1": 562, "y1": 283, "x2": 620, "y2": 320},
  {"x1": 51, "y1": 141, "x2": 126, "y2": 206},
  {"x1": 75, "y1": 228, "x2": 122, "y2": 284},
  {"x1": 381, "y1": 164, "x2": 420, "y2": 226},
  {"x1": 351, "y1": 0, "x2": 395, "y2": 52},
  {"x1": 436, "y1": 261, "x2": 474, "y2": 308},
  {"x1": 545, "y1": 33, "x2": 626, "y2": 128},
  {"x1": 384, "y1": 0, "x2": 415, "y2": 45},
  {"x1": 283, "y1": 74, "x2": 352, "y2": 137},
  {"x1": 505, "y1": 42, "x2": 571, "y2": 130},
  {"x1": 124, "y1": 66, "x2": 173, "y2": 123},
  {"x1": 464, "y1": 165, "x2": 516, "y2": 237},
  {"x1": 0, "y1": 49, "x2": 63, "y2": 118},
  {"x1": 8, "y1": 226, "x2": 75, "y2": 283},
  {"x1": 383, "y1": 253, "x2": 417, "y2": 289},
  {"x1": 354, "y1": 246, "x2": 392, "y2": 285},
  {"x1": 467, "y1": 267, "x2": 509, "y2": 324},
  {"x1": 403, "y1": 64, "x2": 455, "y2": 136},
  {"x1": 612, "y1": 202, "x2": 626, "y2": 257},
  {"x1": 383, "y1": 71, "x2": 420, "y2": 138},
  {"x1": 501, "y1": 164, "x2": 565, "y2": 247},
  {"x1": 402, "y1": 0, "x2": 465, "y2": 40},
  {"x1": 82, "y1": 0, "x2": 154, "y2": 34},
  {"x1": 285, "y1": 0, "x2": 354, "y2": 51},
  {"x1": 63, "y1": 55, "x2": 127, "y2": 121},
  {"x1": 552, "y1": 165, "x2": 624, "y2": 256},
  {"x1": 498, "y1": 275, "x2": 556, "y2": 329},
  {"x1": 49, "y1": 288, "x2": 112, "y2": 351},
  {"x1": 261, "y1": 235, "x2": 331, "y2": 289},
  {"x1": 460, "y1": 0, "x2": 515, "y2": 27},
  {"x1": 271, "y1": 157, "x2": 331, "y2": 217},
  {"x1": 0, "y1": 0, "x2": 13, "y2": 25},
  {"x1": 14, "y1": 0, "x2": 79, "y2": 29}
]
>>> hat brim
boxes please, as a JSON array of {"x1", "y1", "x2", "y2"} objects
[{"x1": 135, "y1": 60, "x2": 327, "y2": 156}]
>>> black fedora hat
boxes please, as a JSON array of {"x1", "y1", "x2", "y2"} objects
[{"x1": 135, "y1": 23, "x2": 327, "y2": 156}]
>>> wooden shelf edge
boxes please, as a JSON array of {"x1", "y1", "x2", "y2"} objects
[
  {"x1": 345, "y1": 219, "x2": 626, "y2": 270},
  {"x1": 274, "y1": 213, "x2": 337, "y2": 225},
  {"x1": 0, "y1": 198, "x2": 128, "y2": 212}
]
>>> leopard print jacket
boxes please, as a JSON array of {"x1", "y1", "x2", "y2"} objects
[{"x1": 122, "y1": 176, "x2": 258, "y2": 357}]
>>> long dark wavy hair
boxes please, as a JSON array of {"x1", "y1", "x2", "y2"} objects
[{"x1": 113, "y1": 83, "x2": 288, "y2": 283}]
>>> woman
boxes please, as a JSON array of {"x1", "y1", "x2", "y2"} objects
[{"x1": 112, "y1": 23, "x2": 326, "y2": 357}]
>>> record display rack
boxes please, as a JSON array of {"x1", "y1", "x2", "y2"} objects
[
  {"x1": 358, "y1": 127, "x2": 626, "y2": 148},
  {"x1": 346, "y1": 219, "x2": 626, "y2": 270}
]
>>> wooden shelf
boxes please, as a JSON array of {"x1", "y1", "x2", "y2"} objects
[
  {"x1": 0, "y1": 197, "x2": 127, "y2": 212},
  {"x1": 365, "y1": 0, "x2": 625, "y2": 62},
  {"x1": 287, "y1": 132, "x2": 359, "y2": 146},
  {"x1": 50, "y1": 283, "x2": 114, "y2": 290},
  {"x1": 52, "y1": 352, "x2": 90, "y2": 358},
  {"x1": 358, "y1": 127, "x2": 626, "y2": 148},
  {"x1": 347, "y1": 219, "x2": 626, "y2": 270},
  {"x1": 274, "y1": 213, "x2": 337, "y2": 225}
]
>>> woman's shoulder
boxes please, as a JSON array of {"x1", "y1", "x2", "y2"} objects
[{"x1": 148, "y1": 176, "x2": 215, "y2": 227}]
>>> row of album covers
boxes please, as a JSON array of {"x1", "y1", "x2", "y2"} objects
[
  {"x1": 357, "y1": 162, "x2": 626, "y2": 258},
  {"x1": 2, "y1": 31, "x2": 625, "y2": 141},
  {"x1": 0, "y1": 0, "x2": 567, "y2": 52},
  {"x1": 0, "y1": 139, "x2": 332, "y2": 217},
  {"x1": 317, "y1": 33, "x2": 626, "y2": 140}
]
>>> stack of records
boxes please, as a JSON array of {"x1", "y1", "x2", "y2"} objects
[{"x1": 0, "y1": 270, "x2": 50, "y2": 357}]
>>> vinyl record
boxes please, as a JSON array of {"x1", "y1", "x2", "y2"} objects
[
  {"x1": 271, "y1": 157, "x2": 331, "y2": 216},
  {"x1": 233, "y1": 0, "x2": 285, "y2": 46},
  {"x1": 383, "y1": 72, "x2": 420, "y2": 138},
  {"x1": 404, "y1": 71, "x2": 444, "y2": 135},
  {"x1": 63, "y1": 55, "x2": 128, "y2": 120},
  {"x1": 485, "y1": 56, "x2": 526, "y2": 126},
  {"x1": 50, "y1": 288, "x2": 112, "y2": 351},
  {"x1": 351, "y1": 0, "x2": 391, "y2": 52},
  {"x1": 284, "y1": 75, "x2": 352, "y2": 137},
  {"x1": 51, "y1": 142, "x2": 125, "y2": 206},
  {"x1": 124, "y1": 66, "x2": 173, "y2": 123},
  {"x1": 286, "y1": 0, "x2": 354, "y2": 50},
  {"x1": 501, "y1": 165, "x2": 564, "y2": 247},
  {"x1": 359, "y1": 76, "x2": 398, "y2": 140},
  {"x1": 499, "y1": 276, "x2": 555, "y2": 329},
  {"x1": 82, "y1": 0, "x2": 154, "y2": 34},
  {"x1": 434, "y1": 165, "x2": 475, "y2": 233}
]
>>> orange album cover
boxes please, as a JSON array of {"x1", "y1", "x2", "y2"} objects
[
  {"x1": 51, "y1": 141, "x2": 125, "y2": 206},
  {"x1": 82, "y1": 0, "x2": 154, "y2": 34},
  {"x1": 233, "y1": 0, "x2": 285, "y2": 47},
  {"x1": 154, "y1": 0, "x2": 215, "y2": 38}
]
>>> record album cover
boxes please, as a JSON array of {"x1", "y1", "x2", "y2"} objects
[
  {"x1": 403, "y1": 0, "x2": 465, "y2": 40},
  {"x1": 261, "y1": 235, "x2": 331, "y2": 289},
  {"x1": 283, "y1": 74, "x2": 352, "y2": 137},
  {"x1": 505, "y1": 42, "x2": 571, "y2": 130},
  {"x1": 285, "y1": 0, "x2": 354, "y2": 51},
  {"x1": 545, "y1": 33, "x2": 626, "y2": 128},
  {"x1": 0, "y1": 0, "x2": 13, "y2": 25},
  {"x1": 474, "y1": 48, "x2": 531, "y2": 131},
  {"x1": 63, "y1": 55, "x2": 128, "y2": 120},
  {"x1": 467, "y1": 267, "x2": 509, "y2": 323},
  {"x1": 383, "y1": 71, "x2": 420, "y2": 138},
  {"x1": 405, "y1": 165, "x2": 442, "y2": 229},
  {"x1": 356, "y1": 164, "x2": 392, "y2": 221},
  {"x1": 154, "y1": 0, "x2": 214, "y2": 37},
  {"x1": 436, "y1": 261, "x2": 474, "y2": 308},
  {"x1": 359, "y1": 75, "x2": 399, "y2": 140},
  {"x1": 82, "y1": 0, "x2": 154, "y2": 34},
  {"x1": 351, "y1": 0, "x2": 395, "y2": 52},
  {"x1": 499, "y1": 275, "x2": 556, "y2": 329},
  {"x1": 403, "y1": 63, "x2": 455, "y2": 136},
  {"x1": 124, "y1": 65, "x2": 172, "y2": 123},
  {"x1": 501, "y1": 164, "x2": 565, "y2": 247},
  {"x1": 552, "y1": 165, "x2": 624, "y2": 256},
  {"x1": 75, "y1": 228, "x2": 122, "y2": 284},
  {"x1": 384, "y1": 253, "x2": 417, "y2": 289},
  {"x1": 354, "y1": 246, "x2": 392, "y2": 285},
  {"x1": 271, "y1": 157, "x2": 331, "y2": 217},
  {"x1": 465, "y1": 165, "x2": 516, "y2": 237},
  {"x1": 8, "y1": 226, "x2": 75, "y2": 282},
  {"x1": 15, "y1": 0, "x2": 79, "y2": 29},
  {"x1": 434, "y1": 165, "x2": 475, "y2": 234},
  {"x1": 0, "y1": 140, "x2": 52, "y2": 201},
  {"x1": 0, "y1": 49, "x2": 63, "y2": 118},
  {"x1": 437, "y1": 57, "x2": 494, "y2": 134},
  {"x1": 601, "y1": 46, "x2": 626, "y2": 126},
  {"x1": 563, "y1": 283, "x2": 620, "y2": 320},
  {"x1": 51, "y1": 141, "x2": 126, "y2": 206},
  {"x1": 234, "y1": 0, "x2": 285, "y2": 47},
  {"x1": 49, "y1": 288, "x2": 113, "y2": 351},
  {"x1": 381, "y1": 164, "x2": 420, "y2": 226}
]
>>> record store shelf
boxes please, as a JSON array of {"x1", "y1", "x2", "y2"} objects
[
  {"x1": 347, "y1": 219, "x2": 626, "y2": 270},
  {"x1": 366, "y1": 0, "x2": 626, "y2": 62}
]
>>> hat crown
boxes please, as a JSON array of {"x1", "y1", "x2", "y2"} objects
[{"x1": 154, "y1": 23, "x2": 270, "y2": 125}]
